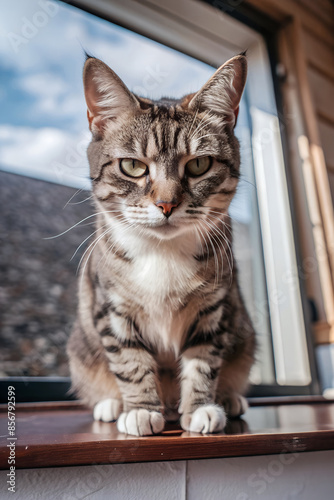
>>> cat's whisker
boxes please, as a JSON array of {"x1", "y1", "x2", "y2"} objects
[
  {"x1": 197, "y1": 218, "x2": 220, "y2": 287},
  {"x1": 208, "y1": 222, "x2": 233, "y2": 286},
  {"x1": 207, "y1": 228, "x2": 221, "y2": 288},
  {"x1": 77, "y1": 214, "x2": 130, "y2": 272},
  {"x1": 67, "y1": 194, "x2": 95, "y2": 206},
  {"x1": 205, "y1": 212, "x2": 233, "y2": 237},
  {"x1": 78, "y1": 227, "x2": 115, "y2": 291},
  {"x1": 96, "y1": 218, "x2": 138, "y2": 273},
  {"x1": 191, "y1": 222, "x2": 204, "y2": 258},
  {"x1": 205, "y1": 208, "x2": 231, "y2": 220},
  {"x1": 78, "y1": 225, "x2": 113, "y2": 276},
  {"x1": 207, "y1": 219, "x2": 233, "y2": 238},
  {"x1": 79, "y1": 215, "x2": 136, "y2": 288},
  {"x1": 99, "y1": 219, "x2": 148, "y2": 271},
  {"x1": 208, "y1": 221, "x2": 234, "y2": 263},
  {"x1": 44, "y1": 210, "x2": 120, "y2": 240},
  {"x1": 63, "y1": 188, "x2": 87, "y2": 209},
  {"x1": 206, "y1": 217, "x2": 234, "y2": 281},
  {"x1": 201, "y1": 217, "x2": 226, "y2": 282},
  {"x1": 71, "y1": 220, "x2": 112, "y2": 262},
  {"x1": 193, "y1": 221, "x2": 210, "y2": 271},
  {"x1": 207, "y1": 210, "x2": 232, "y2": 223},
  {"x1": 203, "y1": 215, "x2": 232, "y2": 277},
  {"x1": 71, "y1": 225, "x2": 105, "y2": 263},
  {"x1": 192, "y1": 224, "x2": 203, "y2": 259},
  {"x1": 204, "y1": 207, "x2": 240, "y2": 227}
]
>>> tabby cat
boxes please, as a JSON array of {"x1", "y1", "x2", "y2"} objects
[{"x1": 67, "y1": 53, "x2": 256, "y2": 436}]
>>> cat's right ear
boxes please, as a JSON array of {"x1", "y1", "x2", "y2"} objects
[{"x1": 83, "y1": 57, "x2": 139, "y2": 137}]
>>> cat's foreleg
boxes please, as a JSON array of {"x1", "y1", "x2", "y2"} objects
[
  {"x1": 114, "y1": 350, "x2": 164, "y2": 436},
  {"x1": 179, "y1": 344, "x2": 226, "y2": 433},
  {"x1": 215, "y1": 326, "x2": 255, "y2": 418},
  {"x1": 96, "y1": 318, "x2": 164, "y2": 436}
]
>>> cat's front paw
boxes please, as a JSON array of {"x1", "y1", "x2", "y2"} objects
[
  {"x1": 180, "y1": 404, "x2": 226, "y2": 434},
  {"x1": 223, "y1": 394, "x2": 248, "y2": 418},
  {"x1": 117, "y1": 409, "x2": 165, "y2": 436},
  {"x1": 93, "y1": 398, "x2": 123, "y2": 422}
]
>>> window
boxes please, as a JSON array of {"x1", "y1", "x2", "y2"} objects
[{"x1": 0, "y1": 0, "x2": 317, "y2": 401}]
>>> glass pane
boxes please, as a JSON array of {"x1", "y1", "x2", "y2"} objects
[
  {"x1": 0, "y1": 0, "x2": 274, "y2": 384},
  {"x1": 232, "y1": 102, "x2": 274, "y2": 384}
]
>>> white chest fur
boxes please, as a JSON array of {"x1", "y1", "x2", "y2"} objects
[
  {"x1": 115, "y1": 228, "x2": 202, "y2": 353},
  {"x1": 132, "y1": 249, "x2": 197, "y2": 303},
  {"x1": 131, "y1": 244, "x2": 201, "y2": 353}
]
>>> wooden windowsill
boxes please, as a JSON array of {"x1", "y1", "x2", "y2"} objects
[{"x1": 1, "y1": 397, "x2": 334, "y2": 469}]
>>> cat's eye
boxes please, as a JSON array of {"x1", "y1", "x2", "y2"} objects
[
  {"x1": 120, "y1": 158, "x2": 148, "y2": 178},
  {"x1": 185, "y1": 156, "x2": 212, "y2": 177}
]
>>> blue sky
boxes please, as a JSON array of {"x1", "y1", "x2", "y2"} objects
[{"x1": 0, "y1": 0, "x2": 216, "y2": 188}]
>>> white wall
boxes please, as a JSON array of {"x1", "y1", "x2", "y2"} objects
[{"x1": 1, "y1": 451, "x2": 333, "y2": 500}]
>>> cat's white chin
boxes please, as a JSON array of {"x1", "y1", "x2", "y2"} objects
[{"x1": 146, "y1": 223, "x2": 185, "y2": 240}]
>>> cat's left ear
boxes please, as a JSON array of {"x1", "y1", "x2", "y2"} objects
[{"x1": 187, "y1": 54, "x2": 247, "y2": 128}]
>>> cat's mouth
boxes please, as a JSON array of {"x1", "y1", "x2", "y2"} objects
[
  {"x1": 154, "y1": 222, "x2": 176, "y2": 231},
  {"x1": 151, "y1": 220, "x2": 176, "y2": 231},
  {"x1": 145, "y1": 220, "x2": 185, "y2": 239}
]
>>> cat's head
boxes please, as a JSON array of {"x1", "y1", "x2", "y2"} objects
[{"x1": 83, "y1": 54, "x2": 247, "y2": 241}]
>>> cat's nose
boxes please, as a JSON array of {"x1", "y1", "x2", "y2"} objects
[{"x1": 155, "y1": 200, "x2": 180, "y2": 218}]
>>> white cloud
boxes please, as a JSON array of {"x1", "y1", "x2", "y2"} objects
[
  {"x1": 0, "y1": 124, "x2": 91, "y2": 189},
  {"x1": 14, "y1": 70, "x2": 86, "y2": 119},
  {"x1": 17, "y1": 71, "x2": 68, "y2": 97}
]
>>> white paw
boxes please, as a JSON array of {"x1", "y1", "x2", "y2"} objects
[
  {"x1": 117, "y1": 409, "x2": 164, "y2": 436},
  {"x1": 224, "y1": 394, "x2": 248, "y2": 417},
  {"x1": 93, "y1": 398, "x2": 122, "y2": 422},
  {"x1": 181, "y1": 404, "x2": 226, "y2": 434}
]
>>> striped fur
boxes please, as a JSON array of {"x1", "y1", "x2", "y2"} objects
[{"x1": 67, "y1": 54, "x2": 256, "y2": 436}]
